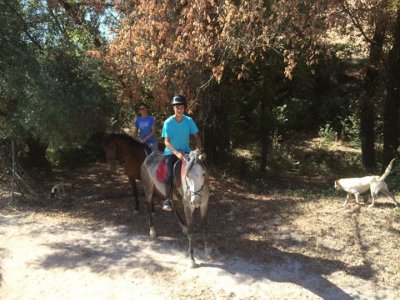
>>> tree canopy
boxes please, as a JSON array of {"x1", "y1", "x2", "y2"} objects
[{"x1": 1, "y1": 0, "x2": 400, "y2": 171}]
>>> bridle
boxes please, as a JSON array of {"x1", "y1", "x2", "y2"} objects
[{"x1": 184, "y1": 155, "x2": 206, "y2": 198}]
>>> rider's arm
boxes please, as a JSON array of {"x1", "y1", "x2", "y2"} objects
[
  {"x1": 193, "y1": 133, "x2": 202, "y2": 152},
  {"x1": 142, "y1": 124, "x2": 156, "y2": 143}
]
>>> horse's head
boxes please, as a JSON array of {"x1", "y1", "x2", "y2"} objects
[
  {"x1": 182, "y1": 150, "x2": 209, "y2": 207},
  {"x1": 102, "y1": 135, "x2": 118, "y2": 169}
]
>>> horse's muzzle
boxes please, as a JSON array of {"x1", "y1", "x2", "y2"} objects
[{"x1": 190, "y1": 197, "x2": 201, "y2": 208}]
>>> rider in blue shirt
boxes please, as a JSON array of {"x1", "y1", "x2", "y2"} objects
[
  {"x1": 161, "y1": 95, "x2": 202, "y2": 211},
  {"x1": 134, "y1": 103, "x2": 158, "y2": 152}
]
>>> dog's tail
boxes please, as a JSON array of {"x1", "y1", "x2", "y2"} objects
[{"x1": 379, "y1": 158, "x2": 395, "y2": 181}]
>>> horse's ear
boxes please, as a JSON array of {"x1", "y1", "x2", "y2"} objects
[{"x1": 199, "y1": 153, "x2": 206, "y2": 160}]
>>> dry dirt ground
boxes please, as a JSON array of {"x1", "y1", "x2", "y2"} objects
[{"x1": 1, "y1": 163, "x2": 399, "y2": 299}]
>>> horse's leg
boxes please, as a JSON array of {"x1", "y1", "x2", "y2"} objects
[
  {"x1": 183, "y1": 202, "x2": 195, "y2": 267},
  {"x1": 173, "y1": 208, "x2": 188, "y2": 235},
  {"x1": 200, "y1": 200, "x2": 211, "y2": 258},
  {"x1": 169, "y1": 189, "x2": 188, "y2": 234},
  {"x1": 147, "y1": 184, "x2": 157, "y2": 239},
  {"x1": 128, "y1": 177, "x2": 140, "y2": 215},
  {"x1": 141, "y1": 168, "x2": 157, "y2": 239}
]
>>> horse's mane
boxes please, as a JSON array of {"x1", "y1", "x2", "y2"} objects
[{"x1": 107, "y1": 133, "x2": 145, "y2": 148}]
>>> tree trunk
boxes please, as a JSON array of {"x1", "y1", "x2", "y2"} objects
[
  {"x1": 259, "y1": 96, "x2": 268, "y2": 173},
  {"x1": 258, "y1": 76, "x2": 274, "y2": 174},
  {"x1": 382, "y1": 7, "x2": 400, "y2": 166},
  {"x1": 359, "y1": 17, "x2": 386, "y2": 171},
  {"x1": 359, "y1": 89, "x2": 376, "y2": 171}
]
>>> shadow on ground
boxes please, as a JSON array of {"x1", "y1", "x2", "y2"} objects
[{"x1": 2, "y1": 162, "x2": 397, "y2": 298}]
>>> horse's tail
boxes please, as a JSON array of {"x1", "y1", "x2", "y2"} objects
[{"x1": 379, "y1": 158, "x2": 395, "y2": 181}]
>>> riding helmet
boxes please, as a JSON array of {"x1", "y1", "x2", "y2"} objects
[{"x1": 171, "y1": 95, "x2": 186, "y2": 106}]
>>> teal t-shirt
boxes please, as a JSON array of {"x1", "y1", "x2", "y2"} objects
[{"x1": 162, "y1": 115, "x2": 199, "y2": 155}]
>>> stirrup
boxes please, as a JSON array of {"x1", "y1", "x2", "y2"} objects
[{"x1": 162, "y1": 199, "x2": 173, "y2": 212}]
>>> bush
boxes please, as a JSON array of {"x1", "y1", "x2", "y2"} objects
[
  {"x1": 47, "y1": 139, "x2": 104, "y2": 169},
  {"x1": 318, "y1": 124, "x2": 336, "y2": 146},
  {"x1": 341, "y1": 113, "x2": 361, "y2": 146}
]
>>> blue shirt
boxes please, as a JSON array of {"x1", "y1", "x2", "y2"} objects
[
  {"x1": 135, "y1": 115, "x2": 157, "y2": 143},
  {"x1": 162, "y1": 115, "x2": 199, "y2": 155}
]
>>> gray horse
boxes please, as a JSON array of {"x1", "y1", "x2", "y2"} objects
[{"x1": 141, "y1": 149, "x2": 211, "y2": 267}]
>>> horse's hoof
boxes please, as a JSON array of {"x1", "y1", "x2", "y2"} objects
[
  {"x1": 150, "y1": 227, "x2": 157, "y2": 239},
  {"x1": 368, "y1": 203, "x2": 374, "y2": 208},
  {"x1": 182, "y1": 227, "x2": 188, "y2": 235},
  {"x1": 205, "y1": 247, "x2": 212, "y2": 258},
  {"x1": 133, "y1": 210, "x2": 139, "y2": 216}
]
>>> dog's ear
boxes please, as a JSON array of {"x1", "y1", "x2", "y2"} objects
[{"x1": 50, "y1": 184, "x2": 60, "y2": 198}]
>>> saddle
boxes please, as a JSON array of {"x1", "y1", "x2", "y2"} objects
[{"x1": 156, "y1": 158, "x2": 185, "y2": 188}]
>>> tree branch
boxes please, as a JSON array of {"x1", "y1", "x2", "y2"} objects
[
  {"x1": 3, "y1": 1, "x2": 43, "y2": 51},
  {"x1": 57, "y1": 0, "x2": 102, "y2": 47},
  {"x1": 341, "y1": 0, "x2": 374, "y2": 45},
  {"x1": 47, "y1": 5, "x2": 67, "y2": 39}
]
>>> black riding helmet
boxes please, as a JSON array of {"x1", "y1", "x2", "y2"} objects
[{"x1": 171, "y1": 95, "x2": 186, "y2": 106}]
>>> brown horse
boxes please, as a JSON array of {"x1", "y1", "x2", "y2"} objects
[{"x1": 102, "y1": 133, "x2": 151, "y2": 215}]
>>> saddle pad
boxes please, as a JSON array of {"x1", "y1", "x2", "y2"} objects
[{"x1": 156, "y1": 158, "x2": 167, "y2": 183}]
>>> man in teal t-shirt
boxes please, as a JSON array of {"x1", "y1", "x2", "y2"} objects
[{"x1": 161, "y1": 95, "x2": 202, "y2": 211}]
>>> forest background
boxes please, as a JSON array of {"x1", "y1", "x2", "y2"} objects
[
  {"x1": 3, "y1": 2, "x2": 400, "y2": 296},
  {"x1": 2, "y1": 0, "x2": 400, "y2": 183}
]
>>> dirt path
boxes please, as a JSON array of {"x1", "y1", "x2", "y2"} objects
[{"x1": 1, "y1": 210, "x2": 398, "y2": 300}]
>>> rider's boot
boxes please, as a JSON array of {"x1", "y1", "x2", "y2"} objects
[{"x1": 162, "y1": 185, "x2": 173, "y2": 212}]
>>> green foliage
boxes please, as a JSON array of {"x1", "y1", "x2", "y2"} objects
[
  {"x1": 0, "y1": 0, "x2": 121, "y2": 168},
  {"x1": 282, "y1": 46, "x2": 363, "y2": 134},
  {"x1": 266, "y1": 132, "x2": 296, "y2": 175},
  {"x1": 47, "y1": 142, "x2": 103, "y2": 169},
  {"x1": 0, "y1": 1, "x2": 36, "y2": 142},
  {"x1": 272, "y1": 105, "x2": 289, "y2": 128},
  {"x1": 318, "y1": 124, "x2": 336, "y2": 146},
  {"x1": 283, "y1": 97, "x2": 314, "y2": 130},
  {"x1": 24, "y1": 51, "x2": 118, "y2": 147},
  {"x1": 1, "y1": 48, "x2": 120, "y2": 148},
  {"x1": 0, "y1": 0, "x2": 376, "y2": 175},
  {"x1": 341, "y1": 113, "x2": 361, "y2": 147}
]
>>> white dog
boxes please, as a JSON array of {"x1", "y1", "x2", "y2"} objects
[
  {"x1": 50, "y1": 184, "x2": 65, "y2": 199},
  {"x1": 335, "y1": 159, "x2": 398, "y2": 207}
]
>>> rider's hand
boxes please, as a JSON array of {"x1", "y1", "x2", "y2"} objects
[{"x1": 177, "y1": 152, "x2": 184, "y2": 160}]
